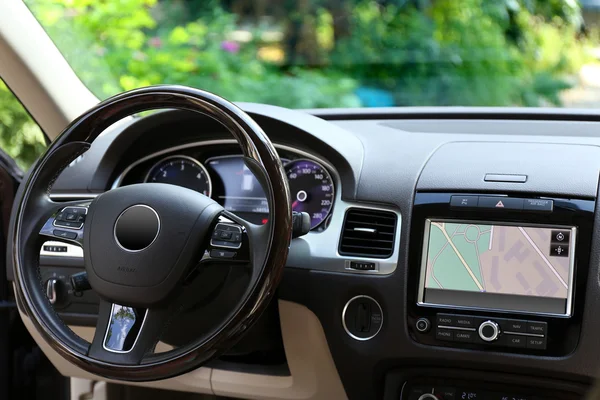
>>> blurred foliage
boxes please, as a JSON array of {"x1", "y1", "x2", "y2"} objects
[
  {"x1": 25, "y1": 0, "x2": 361, "y2": 107},
  {"x1": 0, "y1": 80, "x2": 46, "y2": 170},
  {"x1": 0, "y1": 0, "x2": 594, "y2": 167},
  {"x1": 330, "y1": 0, "x2": 590, "y2": 106},
  {"x1": 24, "y1": 0, "x2": 591, "y2": 107}
]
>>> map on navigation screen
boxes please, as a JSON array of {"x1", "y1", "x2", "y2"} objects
[{"x1": 423, "y1": 221, "x2": 573, "y2": 299}]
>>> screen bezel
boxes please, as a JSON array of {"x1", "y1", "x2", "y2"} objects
[{"x1": 417, "y1": 219, "x2": 577, "y2": 317}]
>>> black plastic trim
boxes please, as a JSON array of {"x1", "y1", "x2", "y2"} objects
[
  {"x1": 307, "y1": 106, "x2": 600, "y2": 122},
  {"x1": 383, "y1": 367, "x2": 587, "y2": 400}
]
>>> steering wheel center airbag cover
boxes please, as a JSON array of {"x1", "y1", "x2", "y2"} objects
[
  {"x1": 85, "y1": 183, "x2": 221, "y2": 306},
  {"x1": 114, "y1": 205, "x2": 160, "y2": 251}
]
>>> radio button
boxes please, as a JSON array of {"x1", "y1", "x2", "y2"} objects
[
  {"x1": 478, "y1": 320, "x2": 500, "y2": 342},
  {"x1": 526, "y1": 336, "x2": 547, "y2": 350},
  {"x1": 436, "y1": 314, "x2": 454, "y2": 326},
  {"x1": 505, "y1": 334, "x2": 527, "y2": 348},
  {"x1": 454, "y1": 331, "x2": 476, "y2": 343},
  {"x1": 436, "y1": 328, "x2": 454, "y2": 341},
  {"x1": 527, "y1": 321, "x2": 547, "y2": 335},
  {"x1": 454, "y1": 315, "x2": 476, "y2": 328},
  {"x1": 503, "y1": 319, "x2": 527, "y2": 333}
]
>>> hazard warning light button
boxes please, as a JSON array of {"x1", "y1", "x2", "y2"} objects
[{"x1": 478, "y1": 197, "x2": 524, "y2": 210}]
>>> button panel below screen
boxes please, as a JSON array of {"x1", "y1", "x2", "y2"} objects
[{"x1": 433, "y1": 313, "x2": 547, "y2": 350}]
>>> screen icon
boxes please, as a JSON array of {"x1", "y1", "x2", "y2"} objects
[
  {"x1": 550, "y1": 244, "x2": 569, "y2": 257},
  {"x1": 551, "y1": 230, "x2": 570, "y2": 244}
]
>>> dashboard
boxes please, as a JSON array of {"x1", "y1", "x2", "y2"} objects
[{"x1": 20, "y1": 105, "x2": 600, "y2": 400}]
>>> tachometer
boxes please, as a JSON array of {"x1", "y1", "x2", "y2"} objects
[
  {"x1": 145, "y1": 155, "x2": 212, "y2": 196},
  {"x1": 285, "y1": 159, "x2": 334, "y2": 229}
]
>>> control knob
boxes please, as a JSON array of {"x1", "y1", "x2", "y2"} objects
[
  {"x1": 478, "y1": 320, "x2": 500, "y2": 342},
  {"x1": 416, "y1": 317, "x2": 431, "y2": 333}
]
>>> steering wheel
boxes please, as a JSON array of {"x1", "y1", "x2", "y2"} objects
[{"x1": 7, "y1": 86, "x2": 292, "y2": 381}]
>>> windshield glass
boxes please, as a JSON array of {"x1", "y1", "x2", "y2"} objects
[{"x1": 25, "y1": 0, "x2": 597, "y2": 109}]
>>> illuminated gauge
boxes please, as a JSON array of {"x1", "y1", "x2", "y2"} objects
[
  {"x1": 285, "y1": 159, "x2": 334, "y2": 229},
  {"x1": 145, "y1": 155, "x2": 212, "y2": 196}
]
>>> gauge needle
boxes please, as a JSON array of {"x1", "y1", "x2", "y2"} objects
[{"x1": 292, "y1": 200, "x2": 298, "y2": 208}]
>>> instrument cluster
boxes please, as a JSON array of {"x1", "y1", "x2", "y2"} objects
[{"x1": 138, "y1": 147, "x2": 336, "y2": 230}]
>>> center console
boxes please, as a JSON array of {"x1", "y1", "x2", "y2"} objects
[
  {"x1": 383, "y1": 368, "x2": 586, "y2": 400},
  {"x1": 407, "y1": 192, "x2": 594, "y2": 357}
]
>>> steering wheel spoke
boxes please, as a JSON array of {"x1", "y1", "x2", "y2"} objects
[
  {"x1": 221, "y1": 211, "x2": 275, "y2": 282},
  {"x1": 201, "y1": 212, "x2": 254, "y2": 265},
  {"x1": 39, "y1": 200, "x2": 89, "y2": 248},
  {"x1": 202, "y1": 210, "x2": 274, "y2": 268},
  {"x1": 88, "y1": 299, "x2": 168, "y2": 365}
]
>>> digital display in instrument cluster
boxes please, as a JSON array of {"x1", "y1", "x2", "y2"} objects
[
  {"x1": 207, "y1": 156, "x2": 269, "y2": 217},
  {"x1": 206, "y1": 155, "x2": 335, "y2": 228}
]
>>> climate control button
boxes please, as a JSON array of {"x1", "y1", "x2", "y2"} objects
[{"x1": 478, "y1": 320, "x2": 500, "y2": 342}]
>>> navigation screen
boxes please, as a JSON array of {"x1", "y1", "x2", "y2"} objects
[{"x1": 419, "y1": 220, "x2": 576, "y2": 316}]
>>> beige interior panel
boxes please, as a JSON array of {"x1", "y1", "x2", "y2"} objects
[
  {"x1": 212, "y1": 301, "x2": 347, "y2": 400},
  {"x1": 70, "y1": 377, "x2": 96, "y2": 400},
  {"x1": 0, "y1": 2, "x2": 98, "y2": 139},
  {"x1": 19, "y1": 297, "x2": 347, "y2": 400},
  {"x1": 90, "y1": 381, "x2": 108, "y2": 400},
  {"x1": 19, "y1": 309, "x2": 214, "y2": 395}
]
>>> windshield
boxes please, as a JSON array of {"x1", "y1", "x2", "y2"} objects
[{"x1": 25, "y1": 0, "x2": 596, "y2": 109}]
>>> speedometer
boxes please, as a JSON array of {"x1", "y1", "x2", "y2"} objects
[
  {"x1": 145, "y1": 155, "x2": 212, "y2": 196},
  {"x1": 285, "y1": 159, "x2": 334, "y2": 229}
]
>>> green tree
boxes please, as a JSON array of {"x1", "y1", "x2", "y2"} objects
[
  {"x1": 330, "y1": 0, "x2": 589, "y2": 106},
  {"x1": 26, "y1": 0, "x2": 360, "y2": 107},
  {"x1": 0, "y1": 80, "x2": 46, "y2": 169},
  {"x1": 24, "y1": 0, "x2": 590, "y2": 109}
]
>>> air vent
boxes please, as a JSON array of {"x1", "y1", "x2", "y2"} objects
[{"x1": 339, "y1": 208, "x2": 397, "y2": 258}]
